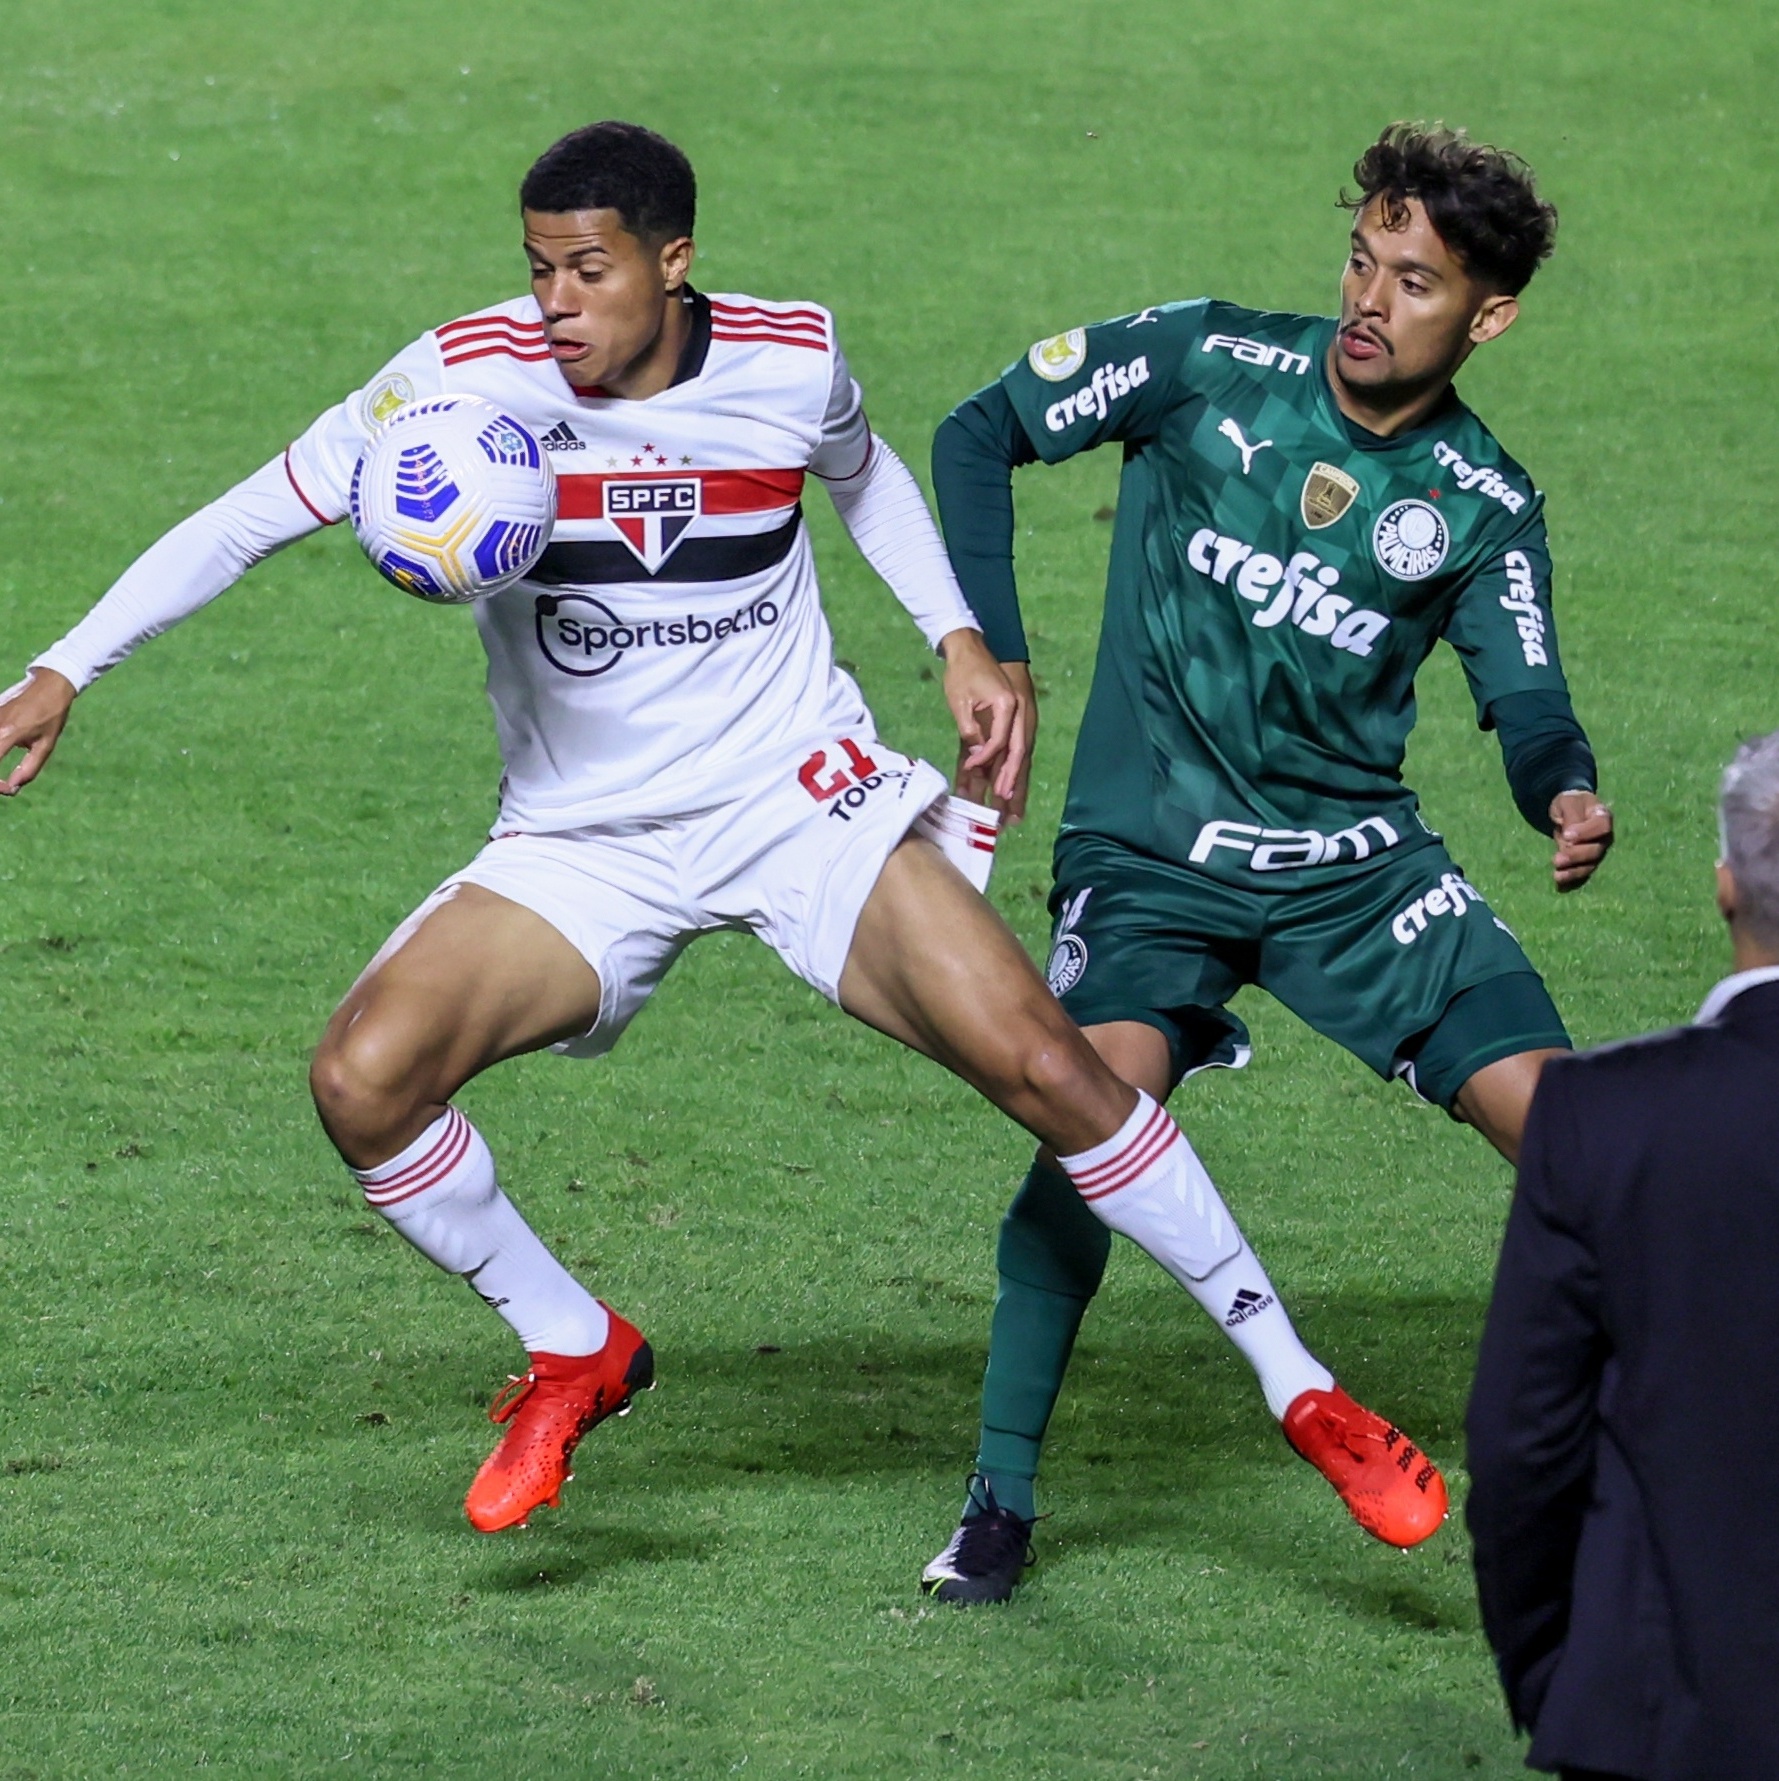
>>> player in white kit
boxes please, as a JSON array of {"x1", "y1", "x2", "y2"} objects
[{"x1": 2, "y1": 125, "x2": 1354, "y2": 1542}]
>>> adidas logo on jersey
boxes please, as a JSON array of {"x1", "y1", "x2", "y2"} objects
[
  {"x1": 541, "y1": 423, "x2": 587, "y2": 452},
  {"x1": 1225, "y1": 1287, "x2": 1276, "y2": 1327},
  {"x1": 1185, "y1": 529, "x2": 1391, "y2": 658}
]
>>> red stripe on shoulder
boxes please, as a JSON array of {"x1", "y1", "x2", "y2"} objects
[
  {"x1": 710, "y1": 300, "x2": 828, "y2": 327},
  {"x1": 441, "y1": 343, "x2": 555, "y2": 366},
  {"x1": 435, "y1": 312, "x2": 544, "y2": 340},
  {"x1": 711, "y1": 328, "x2": 829, "y2": 353}
]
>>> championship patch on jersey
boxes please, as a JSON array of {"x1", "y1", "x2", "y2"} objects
[
  {"x1": 604, "y1": 478, "x2": 701, "y2": 573},
  {"x1": 1371, "y1": 498, "x2": 1450, "y2": 581},
  {"x1": 1301, "y1": 462, "x2": 1360, "y2": 530},
  {"x1": 1028, "y1": 329, "x2": 1088, "y2": 382},
  {"x1": 363, "y1": 373, "x2": 416, "y2": 427}
]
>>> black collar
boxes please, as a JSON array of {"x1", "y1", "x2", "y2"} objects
[{"x1": 669, "y1": 288, "x2": 711, "y2": 387}]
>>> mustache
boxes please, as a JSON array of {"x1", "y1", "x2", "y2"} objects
[{"x1": 1341, "y1": 322, "x2": 1393, "y2": 355}]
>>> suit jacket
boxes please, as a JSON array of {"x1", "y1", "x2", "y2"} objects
[{"x1": 1466, "y1": 973, "x2": 1779, "y2": 1781}]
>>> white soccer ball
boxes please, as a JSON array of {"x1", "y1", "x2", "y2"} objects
[{"x1": 349, "y1": 396, "x2": 557, "y2": 604}]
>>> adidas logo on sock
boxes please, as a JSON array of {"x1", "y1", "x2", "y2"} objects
[
  {"x1": 1224, "y1": 1286, "x2": 1276, "y2": 1327},
  {"x1": 541, "y1": 422, "x2": 586, "y2": 452}
]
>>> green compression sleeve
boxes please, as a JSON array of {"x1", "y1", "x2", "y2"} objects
[
  {"x1": 931, "y1": 381, "x2": 1039, "y2": 662},
  {"x1": 1488, "y1": 688, "x2": 1598, "y2": 833}
]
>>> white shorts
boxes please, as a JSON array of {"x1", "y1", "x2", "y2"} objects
[{"x1": 425, "y1": 732, "x2": 949, "y2": 1058}]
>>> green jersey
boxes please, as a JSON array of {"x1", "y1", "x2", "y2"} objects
[{"x1": 1000, "y1": 299, "x2": 1573, "y2": 887}]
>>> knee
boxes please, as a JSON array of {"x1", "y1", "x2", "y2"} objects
[{"x1": 309, "y1": 1016, "x2": 430, "y2": 1161}]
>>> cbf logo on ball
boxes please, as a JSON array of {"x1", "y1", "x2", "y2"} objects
[
  {"x1": 605, "y1": 477, "x2": 700, "y2": 573},
  {"x1": 1372, "y1": 498, "x2": 1450, "y2": 581}
]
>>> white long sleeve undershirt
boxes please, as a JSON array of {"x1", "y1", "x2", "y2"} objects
[
  {"x1": 30, "y1": 456, "x2": 322, "y2": 694},
  {"x1": 817, "y1": 434, "x2": 979, "y2": 655}
]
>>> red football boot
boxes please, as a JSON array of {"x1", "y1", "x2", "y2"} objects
[
  {"x1": 1282, "y1": 1384, "x2": 1448, "y2": 1549},
  {"x1": 464, "y1": 1308, "x2": 654, "y2": 1533}
]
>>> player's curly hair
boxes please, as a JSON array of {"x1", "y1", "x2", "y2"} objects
[
  {"x1": 1341, "y1": 122, "x2": 1556, "y2": 294},
  {"x1": 521, "y1": 121, "x2": 696, "y2": 243}
]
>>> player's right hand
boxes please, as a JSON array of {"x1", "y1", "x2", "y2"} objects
[
  {"x1": 0, "y1": 667, "x2": 76, "y2": 797},
  {"x1": 949, "y1": 648, "x2": 1037, "y2": 825}
]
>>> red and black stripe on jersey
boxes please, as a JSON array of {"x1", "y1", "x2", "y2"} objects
[{"x1": 534, "y1": 466, "x2": 805, "y2": 586}]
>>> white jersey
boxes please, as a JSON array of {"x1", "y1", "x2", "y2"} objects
[
  {"x1": 285, "y1": 290, "x2": 951, "y2": 831},
  {"x1": 34, "y1": 288, "x2": 977, "y2": 835}
]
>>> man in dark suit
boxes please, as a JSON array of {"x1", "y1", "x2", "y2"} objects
[{"x1": 1467, "y1": 730, "x2": 1779, "y2": 1781}]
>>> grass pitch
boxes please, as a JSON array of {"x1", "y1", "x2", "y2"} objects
[{"x1": 2, "y1": 1, "x2": 1774, "y2": 1774}]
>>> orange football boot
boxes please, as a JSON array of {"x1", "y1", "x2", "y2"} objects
[
  {"x1": 1281, "y1": 1384, "x2": 1447, "y2": 1548},
  {"x1": 464, "y1": 1308, "x2": 654, "y2": 1533}
]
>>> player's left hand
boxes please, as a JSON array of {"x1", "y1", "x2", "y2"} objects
[
  {"x1": 939, "y1": 628, "x2": 1027, "y2": 814},
  {"x1": 1550, "y1": 790, "x2": 1614, "y2": 892}
]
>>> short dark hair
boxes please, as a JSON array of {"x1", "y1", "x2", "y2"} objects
[
  {"x1": 520, "y1": 121, "x2": 696, "y2": 243},
  {"x1": 1341, "y1": 122, "x2": 1557, "y2": 294}
]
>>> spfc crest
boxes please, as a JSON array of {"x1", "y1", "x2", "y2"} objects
[
  {"x1": 603, "y1": 477, "x2": 700, "y2": 573},
  {"x1": 1300, "y1": 462, "x2": 1360, "y2": 530}
]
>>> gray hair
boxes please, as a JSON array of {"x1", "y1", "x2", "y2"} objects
[{"x1": 1721, "y1": 730, "x2": 1779, "y2": 944}]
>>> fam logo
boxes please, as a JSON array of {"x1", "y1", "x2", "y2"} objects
[
  {"x1": 604, "y1": 477, "x2": 701, "y2": 573},
  {"x1": 534, "y1": 590, "x2": 779, "y2": 677},
  {"x1": 1045, "y1": 887, "x2": 1093, "y2": 996},
  {"x1": 1372, "y1": 499, "x2": 1449, "y2": 581}
]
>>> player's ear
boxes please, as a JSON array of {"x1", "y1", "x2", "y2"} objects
[
  {"x1": 659, "y1": 234, "x2": 695, "y2": 294},
  {"x1": 1469, "y1": 290, "x2": 1519, "y2": 347},
  {"x1": 1717, "y1": 860, "x2": 1740, "y2": 926}
]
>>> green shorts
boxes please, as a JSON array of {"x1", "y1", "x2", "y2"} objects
[{"x1": 1044, "y1": 833, "x2": 1570, "y2": 1111}]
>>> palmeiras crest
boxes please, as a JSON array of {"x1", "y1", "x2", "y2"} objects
[{"x1": 1300, "y1": 462, "x2": 1361, "y2": 530}]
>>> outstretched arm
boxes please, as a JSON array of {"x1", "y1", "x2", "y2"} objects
[
  {"x1": 1, "y1": 457, "x2": 323, "y2": 795},
  {"x1": 930, "y1": 384, "x2": 1041, "y2": 817}
]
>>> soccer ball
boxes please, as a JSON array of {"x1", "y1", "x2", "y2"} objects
[{"x1": 349, "y1": 396, "x2": 557, "y2": 603}]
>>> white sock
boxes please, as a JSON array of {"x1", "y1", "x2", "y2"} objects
[
  {"x1": 1059, "y1": 1092, "x2": 1334, "y2": 1419},
  {"x1": 352, "y1": 1108, "x2": 610, "y2": 1357}
]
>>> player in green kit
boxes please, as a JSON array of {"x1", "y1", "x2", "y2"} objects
[{"x1": 920, "y1": 124, "x2": 1615, "y2": 1602}]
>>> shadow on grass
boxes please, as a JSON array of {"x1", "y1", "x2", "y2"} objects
[
  {"x1": 468, "y1": 1523, "x2": 712, "y2": 1593},
  {"x1": 631, "y1": 1288, "x2": 1487, "y2": 1489}
]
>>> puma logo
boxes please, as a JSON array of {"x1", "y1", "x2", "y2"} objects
[{"x1": 1218, "y1": 416, "x2": 1273, "y2": 475}]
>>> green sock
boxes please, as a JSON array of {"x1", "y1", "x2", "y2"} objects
[{"x1": 968, "y1": 1159, "x2": 1111, "y2": 1524}]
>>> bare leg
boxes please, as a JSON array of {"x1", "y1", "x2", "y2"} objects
[
  {"x1": 310, "y1": 882, "x2": 604, "y2": 1168},
  {"x1": 839, "y1": 835, "x2": 1135, "y2": 1155},
  {"x1": 1452, "y1": 1047, "x2": 1568, "y2": 1166}
]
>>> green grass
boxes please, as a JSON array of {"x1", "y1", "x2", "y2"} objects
[{"x1": 1, "y1": 0, "x2": 1774, "y2": 1773}]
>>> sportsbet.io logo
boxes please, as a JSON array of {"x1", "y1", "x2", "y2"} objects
[
  {"x1": 535, "y1": 591, "x2": 780, "y2": 677},
  {"x1": 1372, "y1": 499, "x2": 1450, "y2": 581}
]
